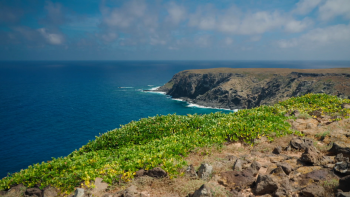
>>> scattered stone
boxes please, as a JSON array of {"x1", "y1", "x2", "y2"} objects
[
  {"x1": 253, "y1": 175, "x2": 278, "y2": 195},
  {"x1": 74, "y1": 188, "x2": 84, "y2": 197},
  {"x1": 233, "y1": 159, "x2": 243, "y2": 171},
  {"x1": 329, "y1": 142, "x2": 350, "y2": 155},
  {"x1": 250, "y1": 161, "x2": 262, "y2": 176},
  {"x1": 299, "y1": 184, "x2": 325, "y2": 197},
  {"x1": 25, "y1": 188, "x2": 42, "y2": 197},
  {"x1": 339, "y1": 175, "x2": 350, "y2": 192},
  {"x1": 191, "y1": 184, "x2": 212, "y2": 197},
  {"x1": 334, "y1": 161, "x2": 350, "y2": 174},
  {"x1": 218, "y1": 169, "x2": 256, "y2": 190},
  {"x1": 198, "y1": 163, "x2": 213, "y2": 180},
  {"x1": 277, "y1": 163, "x2": 292, "y2": 175},
  {"x1": 43, "y1": 187, "x2": 58, "y2": 197},
  {"x1": 146, "y1": 167, "x2": 167, "y2": 178},
  {"x1": 300, "y1": 146, "x2": 321, "y2": 165},
  {"x1": 273, "y1": 146, "x2": 282, "y2": 154},
  {"x1": 135, "y1": 169, "x2": 145, "y2": 177},
  {"x1": 186, "y1": 164, "x2": 198, "y2": 178},
  {"x1": 289, "y1": 137, "x2": 313, "y2": 151}
]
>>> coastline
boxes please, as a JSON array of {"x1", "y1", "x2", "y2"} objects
[{"x1": 144, "y1": 86, "x2": 236, "y2": 111}]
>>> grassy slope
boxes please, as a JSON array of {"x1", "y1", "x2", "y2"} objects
[{"x1": 1, "y1": 94, "x2": 349, "y2": 195}]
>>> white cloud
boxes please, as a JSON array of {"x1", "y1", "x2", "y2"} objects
[
  {"x1": 284, "y1": 18, "x2": 313, "y2": 33},
  {"x1": 188, "y1": 6, "x2": 309, "y2": 35},
  {"x1": 38, "y1": 28, "x2": 64, "y2": 45},
  {"x1": 278, "y1": 24, "x2": 350, "y2": 48},
  {"x1": 101, "y1": 32, "x2": 118, "y2": 42},
  {"x1": 237, "y1": 11, "x2": 285, "y2": 35},
  {"x1": 319, "y1": 0, "x2": 350, "y2": 20},
  {"x1": 292, "y1": 0, "x2": 322, "y2": 15},
  {"x1": 224, "y1": 37, "x2": 233, "y2": 45},
  {"x1": 166, "y1": 3, "x2": 186, "y2": 24}
]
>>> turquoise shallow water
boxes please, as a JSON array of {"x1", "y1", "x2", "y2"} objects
[{"x1": 0, "y1": 60, "x2": 349, "y2": 178}]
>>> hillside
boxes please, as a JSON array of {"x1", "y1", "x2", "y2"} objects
[
  {"x1": 158, "y1": 68, "x2": 350, "y2": 109},
  {"x1": 1, "y1": 94, "x2": 350, "y2": 197}
]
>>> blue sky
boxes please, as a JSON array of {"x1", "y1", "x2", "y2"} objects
[{"x1": 0, "y1": 0, "x2": 349, "y2": 60}]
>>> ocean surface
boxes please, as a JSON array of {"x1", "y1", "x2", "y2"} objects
[{"x1": 1, "y1": 60, "x2": 350, "y2": 178}]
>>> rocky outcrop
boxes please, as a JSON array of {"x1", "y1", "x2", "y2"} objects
[{"x1": 159, "y1": 68, "x2": 350, "y2": 109}]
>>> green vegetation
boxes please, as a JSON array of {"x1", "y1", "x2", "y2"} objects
[{"x1": 1, "y1": 94, "x2": 349, "y2": 195}]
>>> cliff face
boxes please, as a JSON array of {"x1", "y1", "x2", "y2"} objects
[{"x1": 159, "y1": 68, "x2": 350, "y2": 109}]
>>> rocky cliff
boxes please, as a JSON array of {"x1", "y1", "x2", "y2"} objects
[{"x1": 159, "y1": 68, "x2": 350, "y2": 109}]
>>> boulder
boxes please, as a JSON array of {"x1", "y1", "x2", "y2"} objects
[
  {"x1": 146, "y1": 167, "x2": 167, "y2": 178},
  {"x1": 339, "y1": 175, "x2": 350, "y2": 192},
  {"x1": 273, "y1": 146, "x2": 282, "y2": 154},
  {"x1": 186, "y1": 164, "x2": 198, "y2": 178},
  {"x1": 198, "y1": 163, "x2": 213, "y2": 180},
  {"x1": 299, "y1": 146, "x2": 332, "y2": 166},
  {"x1": 135, "y1": 169, "x2": 145, "y2": 177},
  {"x1": 74, "y1": 188, "x2": 84, "y2": 197},
  {"x1": 253, "y1": 175, "x2": 278, "y2": 195},
  {"x1": 299, "y1": 184, "x2": 325, "y2": 197},
  {"x1": 277, "y1": 163, "x2": 292, "y2": 175},
  {"x1": 191, "y1": 184, "x2": 212, "y2": 197},
  {"x1": 288, "y1": 137, "x2": 313, "y2": 151},
  {"x1": 233, "y1": 159, "x2": 243, "y2": 171},
  {"x1": 25, "y1": 188, "x2": 42, "y2": 197},
  {"x1": 329, "y1": 142, "x2": 350, "y2": 156},
  {"x1": 43, "y1": 187, "x2": 58, "y2": 197},
  {"x1": 218, "y1": 169, "x2": 256, "y2": 190},
  {"x1": 250, "y1": 161, "x2": 262, "y2": 176}
]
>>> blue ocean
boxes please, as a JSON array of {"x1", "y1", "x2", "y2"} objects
[{"x1": 1, "y1": 61, "x2": 350, "y2": 178}]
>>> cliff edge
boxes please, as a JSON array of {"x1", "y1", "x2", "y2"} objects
[{"x1": 159, "y1": 68, "x2": 350, "y2": 109}]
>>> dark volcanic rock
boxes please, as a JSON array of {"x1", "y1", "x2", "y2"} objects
[
  {"x1": 339, "y1": 175, "x2": 350, "y2": 192},
  {"x1": 218, "y1": 169, "x2": 256, "y2": 190},
  {"x1": 299, "y1": 184, "x2": 325, "y2": 197},
  {"x1": 24, "y1": 188, "x2": 42, "y2": 197},
  {"x1": 146, "y1": 167, "x2": 167, "y2": 178},
  {"x1": 330, "y1": 142, "x2": 350, "y2": 155},
  {"x1": 273, "y1": 146, "x2": 282, "y2": 154},
  {"x1": 253, "y1": 175, "x2": 278, "y2": 195},
  {"x1": 190, "y1": 184, "x2": 213, "y2": 197}
]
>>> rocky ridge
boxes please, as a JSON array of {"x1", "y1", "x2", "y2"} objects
[{"x1": 157, "y1": 68, "x2": 350, "y2": 109}]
